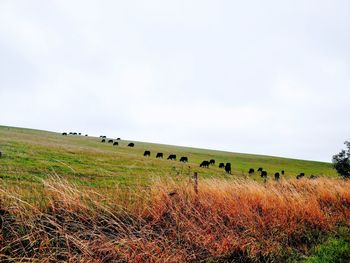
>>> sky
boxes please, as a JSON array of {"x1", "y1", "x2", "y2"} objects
[{"x1": 0, "y1": 0, "x2": 349, "y2": 162}]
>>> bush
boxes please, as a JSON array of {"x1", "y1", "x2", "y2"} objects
[{"x1": 332, "y1": 141, "x2": 350, "y2": 179}]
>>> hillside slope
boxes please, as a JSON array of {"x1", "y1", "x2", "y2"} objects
[
  {"x1": 1, "y1": 126, "x2": 348, "y2": 262},
  {"x1": 0, "y1": 125, "x2": 336, "y2": 187}
]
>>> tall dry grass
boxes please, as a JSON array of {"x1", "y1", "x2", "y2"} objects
[{"x1": 1, "y1": 177, "x2": 349, "y2": 262}]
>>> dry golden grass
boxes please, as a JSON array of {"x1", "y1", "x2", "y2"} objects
[{"x1": 1, "y1": 177, "x2": 349, "y2": 262}]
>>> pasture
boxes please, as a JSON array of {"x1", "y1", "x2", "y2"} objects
[
  {"x1": 0, "y1": 125, "x2": 336, "y2": 188},
  {"x1": 1, "y1": 125, "x2": 348, "y2": 262}
]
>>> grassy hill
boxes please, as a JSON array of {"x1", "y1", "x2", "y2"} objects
[
  {"x1": 1, "y1": 125, "x2": 349, "y2": 262},
  {"x1": 0, "y1": 125, "x2": 336, "y2": 188}
]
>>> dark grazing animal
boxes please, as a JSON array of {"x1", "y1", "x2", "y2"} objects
[
  {"x1": 200, "y1": 160, "x2": 210, "y2": 168},
  {"x1": 281, "y1": 170, "x2": 285, "y2": 175},
  {"x1": 274, "y1": 172, "x2": 280, "y2": 180},
  {"x1": 248, "y1": 168, "x2": 254, "y2": 174},
  {"x1": 128, "y1": 143, "x2": 135, "y2": 147},
  {"x1": 100, "y1": 135, "x2": 107, "y2": 138},
  {"x1": 108, "y1": 139, "x2": 113, "y2": 143},
  {"x1": 257, "y1": 167, "x2": 263, "y2": 172},
  {"x1": 219, "y1": 162, "x2": 225, "y2": 168},
  {"x1": 69, "y1": 132, "x2": 73, "y2": 135},
  {"x1": 78, "y1": 133, "x2": 81, "y2": 135},
  {"x1": 225, "y1": 163, "x2": 231, "y2": 174},
  {"x1": 209, "y1": 159, "x2": 215, "y2": 165},
  {"x1": 73, "y1": 132, "x2": 77, "y2": 135},
  {"x1": 310, "y1": 175, "x2": 318, "y2": 179},
  {"x1": 117, "y1": 138, "x2": 121, "y2": 140},
  {"x1": 156, "y1": 152, "x2": 163, "y2": 158},
  {"x1": 167, "y1": 154, "x2": 176, "y2": 160},
  {"x1": 101, "y1": 139, "x2": 106, "y2": 143},
  {"x1": 261, "y1": 171, "x2": 267, "y2": 178},
  {"x1": 144, "y1": 150, "x2": 151, "y2": 157},
  {"x1": 179, "y1": 156, "x2": 188, "y2": 163},
  {"x1": 62, "y1": 132, "x2": 67, "y2": 136},
  {"x1": 113, "y1": 142, "x2": 118, "y2": 146},
  {"x1": 85, "y1": 134, "x2": 88, "y2": 136},
  {"x1": 168, "y1": 191, "x2": 177, "y2": 197},
  {"x1": 0, "y1": 152, "x2": 2, "y2": 158},
  {"x1": 296, "y1": 173, "x2": 305, "y2": 179}
]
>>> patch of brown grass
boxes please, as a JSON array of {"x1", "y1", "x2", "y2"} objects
[{"x1": 1, "y1": 177, "x2": 349, "y2": 262}]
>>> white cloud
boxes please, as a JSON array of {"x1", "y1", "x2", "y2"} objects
[{"x1": 272, "y1": 75, "x2": 311, "y2": 103}]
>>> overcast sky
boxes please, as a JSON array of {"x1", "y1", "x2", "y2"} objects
[{"x1": 0, "y1": 0, "x2": 349, "y2": 162}]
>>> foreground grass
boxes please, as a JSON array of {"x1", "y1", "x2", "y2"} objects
[
  {"x1": 1, "y1": 177, "x2": 349, "y2": 262},
  {"x1": 303, "y1": 227, "x2": 350, "y2": 263}
]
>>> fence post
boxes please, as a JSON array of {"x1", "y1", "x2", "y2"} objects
[{"x1": 193, "y1": 172, "x2": 198, "y2": 194}]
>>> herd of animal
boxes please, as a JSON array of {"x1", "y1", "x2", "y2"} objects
[
  {"x1": 62, "y1": 132, "x2": 88, "y2": 136},
  {"x1": 97, "y1": 134, "x2": 234, "y2": 174},
  {"x1": 59, "y1": 132, "x2": 318, "y2": 180}
]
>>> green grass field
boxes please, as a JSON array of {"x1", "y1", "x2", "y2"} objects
[
  {"x1": 1, "y1": 125, "x2": 348, "y2": 262},
  {"x1": 0, "y1": 125, "x2": 337, "y2": 188}
]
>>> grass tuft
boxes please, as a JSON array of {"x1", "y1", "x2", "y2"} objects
[{"x1": 1, "y1": 177, "x2": 349, "y2": 262}]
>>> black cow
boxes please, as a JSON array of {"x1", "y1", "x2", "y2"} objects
[
  {"x1": 200, "y1": 160, "x2": 210, "y2": 168},
  {"x1": 113, "y1": 142, "x2": 118, "y2": 146},
  {"x1": 281, "y1": 170, "x2": 285, "y2": 175},
  {"x1": 100, "y1": 135, "x2": 106, "y2": 138},
  {"x1": 274, "y1": 172, "x2": 280, "y2": 180},
  {"x1": 128, "y1": 143, "x2": 135, "y2": 147},
  {"x1": 219, "y1": 162, "x2": 225, "y2": 168},
  {"x1": 0, "y1": 152, "x2": 2, "y2": 158},
  {"x1": 85, "y1": 134, "x2": 88, "y2": 136},
  {"x1": 180, "y1": 156, "x2": 188, "y2": 163},
  {"x1": 209, "y1": 159, "x2": 215, "y2": 165},
  {"x1": 257, "y1": 167, "x2": 263, "y2": 172},
  {"x1": 225, "y1": 163, "x2": 231, "y2": 174},
  {"x1": 101, "y1": 139, "x2": 106, "y2": 143},
  {"x1": 69, "y1": 132, "x2": 73, "y2": 135},
  {"x1": 296, "y1": 173, "x2": 305, "y2": 179},
  {"x1": 62, "y1": 132, "x2": 67, "y2": 136},
  {"x1": 156, "y1": 152, "x2": 163, "y2": 158},
  {"x1": 261, "y1": 171, "x2": 267, "y2": 178},
  {"x1": 78, "y1": 133, "x2": 81, "y2": 135},
  {"x1": 167, "y1": 154, "x2": 176, "y2": 160},
  {"x1": 108, "y1": 139, "x2": 113, "y2": 143},
  {"x1": 168, "y1": 191, "x2": 177, "y2": 196},
  {"x1": 144, "y1": 150, "x2": 151, "y2": 157},
  {"x1": 73, "y1": 132, "x2": 77, "y2": 135},
  {"x1": 248, "y1": 168, "x2": 254, "y2": 175},
  {"x1": 117, "y1": 138, "x2": 121, "y2": 140}
]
